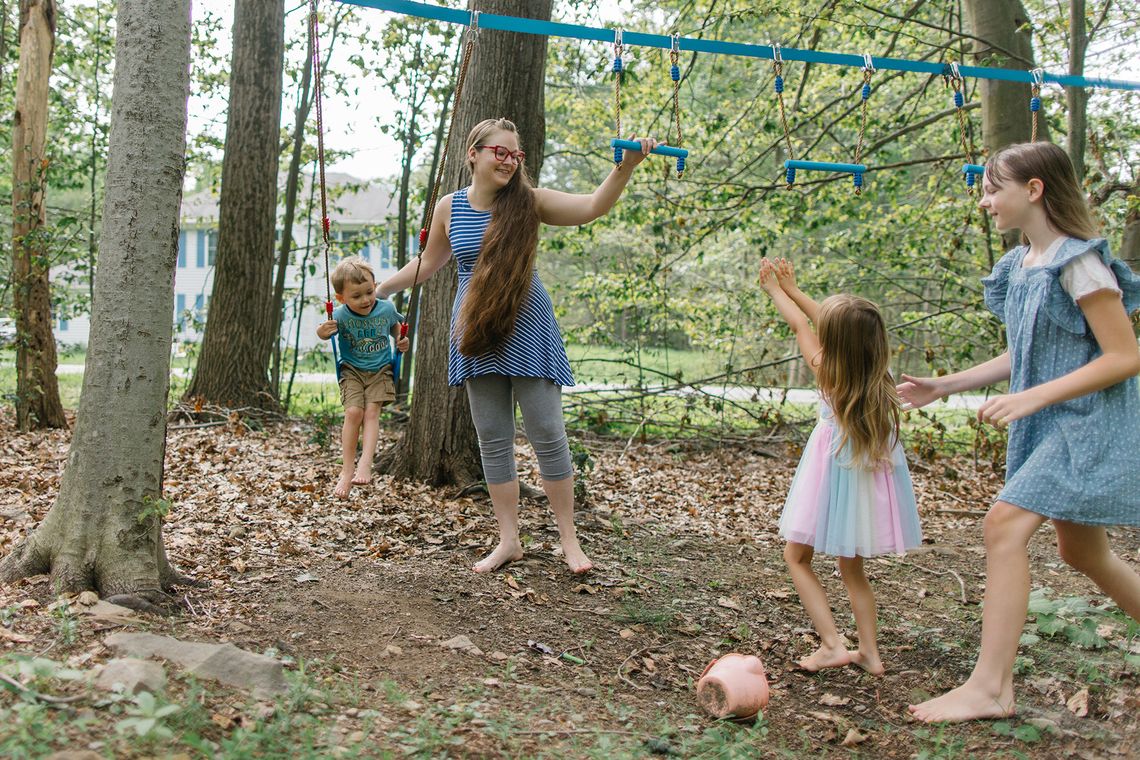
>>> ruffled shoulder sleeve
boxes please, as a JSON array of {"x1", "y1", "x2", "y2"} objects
[
  {"x1": 981, "y1": 247, "x2": 1024, "y2": 321},
  {"x1": 1089, "y1": 239, "x2": 1140, "y2": 316}
]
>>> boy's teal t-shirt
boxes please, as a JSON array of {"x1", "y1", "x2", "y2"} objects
[{"x1": 332, "y1": 299, "x2": 403, "y2": 372}]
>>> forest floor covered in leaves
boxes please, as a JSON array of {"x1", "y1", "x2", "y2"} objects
[{"x1": 2, "y1": 408, "x2": 1139, "y2": 758}]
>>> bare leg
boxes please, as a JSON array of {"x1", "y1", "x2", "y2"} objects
[
  {"x1": 353, "y1": 402, "x2": 381, "y2": 484},
  {"x1": 785, "y1": 542, "x2": 850, "y2": 671},
  {"x1": 335, "y1": 407, "x2": 364, "y2": 498},
  {"x1": 1055, "y1": 520, "x2": 1140, "y2": 622},
  {"x1": 838, "y1": 555, "x2": 884, "y2": 675},
  {"x1": 543, "y1": 475, "x2": 592, "y2": 573},
  {"x1": 909, "y1": 501, "x2": 1045, "y2": 722},
  {"x1": 473, "y1": 480, "x2": 524, "y2": 573}
]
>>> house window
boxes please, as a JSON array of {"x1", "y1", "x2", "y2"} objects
[
  {"x1": 176, "y1": 294, "x2": 187, "y2": 327},
  {"x1": 194, "y1": 294, "x2": 204, "y2": 315},
  {"x1": 178, "y1": 231, "x2": 187, "y2": 268},
  {"x1": 195, "y1": 230, "x2": 205, "y2": 268},
  {"x1": 59, "y1": 317, "x2": 69, "y2": 331},
  {"x1": 206, "y1": 230, "x2": 218, "y2": 266}
]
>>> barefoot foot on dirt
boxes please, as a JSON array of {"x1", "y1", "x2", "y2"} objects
[
  {"x1": 473, "y1": 541, "x2": 524, "y2": 573},
  {"x1": 908, "y1": 682, "x2": 1016, "y2": 723},
  {"x1": 797, "y1": 645, "x2": 851, "y2": 672},
  {"x1": 849, "y1": 650, "x2": 885, "y2": 676},
  {"x1": 351, "y1": 468, "x2": 372, "y2": 486},
  {"x1": 559, "y1": 539, "x2": 593, "y2": 574}
]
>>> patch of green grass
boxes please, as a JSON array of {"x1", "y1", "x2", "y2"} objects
[{"x1": 613, "y1": 599, "x2": 676, "y2": 631}]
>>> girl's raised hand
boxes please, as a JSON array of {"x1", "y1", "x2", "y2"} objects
[
  {"x1": 774, "y1": 258, "x2": 797, "y2": 289},
  {"x1": 895, "y1": 373, "x2": 946, "y2": 410},
  {"x1": 758, "y1": 258, "x2": 781, "y2": 294}
]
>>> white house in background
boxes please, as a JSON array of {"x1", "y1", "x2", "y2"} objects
[{"x1": 53, "y1": 172, "x2": 405, "y2": 351}]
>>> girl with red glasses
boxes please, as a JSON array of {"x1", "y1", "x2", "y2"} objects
[{"x1": 380, "y1": 117, "x2": 658, "y2": 574}]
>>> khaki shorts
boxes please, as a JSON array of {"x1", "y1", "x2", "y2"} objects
[{"x1": 339, "y1": 363, "x2": 395, "y2": 408}]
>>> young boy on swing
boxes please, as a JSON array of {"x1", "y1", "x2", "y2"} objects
[{"x1": 317, "y1": 256, "x2": 409, "y2": 498}]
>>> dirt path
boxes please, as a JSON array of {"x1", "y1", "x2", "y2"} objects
[{"x1": 2, "y1": 416, "x2": 1138, "y2": 757}]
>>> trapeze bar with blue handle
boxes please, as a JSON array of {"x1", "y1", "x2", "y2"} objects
[
  {"x1": 337, "y1": 0, "x2": 1140, "y2": 92},
  {"x1": 785, "y1": 160, "x2": 866, "y2": 174},
  {"x1": 962, "y1": 163, "x2": 986, "y2": 175},
  {"x1": 611, "y1": 139, "x2": 688, "y2": 159}
]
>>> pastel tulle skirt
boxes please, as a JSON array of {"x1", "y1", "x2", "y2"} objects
[{"x1": 779, "y1": 418, "x2": 922, "y2": 557}]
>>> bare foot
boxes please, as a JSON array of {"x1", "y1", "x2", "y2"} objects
[
  {"x1": 334, "y1": 471, "x2": 354, "y2": 499},
  {"x1": 473, "y1": 540, "x2": 524, "y2": 573},
  {"x1": 559, "y1": 538, "x2": 593, "y2": 574},
  {"x1": 797, "y1": 645, "x2": 851, "y2": 672},
  {"x1": 908, "y1": 682, "x2": 1016, "y2": 723},
  {"x1": 849, "y1": 650, "x2": 885, "y2": 676},
  {"x1": 351, "y1": 467, "x2": 372, "y2": 486}
]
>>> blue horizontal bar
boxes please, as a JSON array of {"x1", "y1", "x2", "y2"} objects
[
  {"x1": 336, "y1": 0, "x2": 1140, "y2": 92},
  {"x1": 611, "y1": 139, "x2": 688, "y2": 159},
  {"x1": 786, "y1": 159, "x2": 866, "y2": 174},
  {"x1": 963, "y1": 163, "x2": 986, "y2": 175}
]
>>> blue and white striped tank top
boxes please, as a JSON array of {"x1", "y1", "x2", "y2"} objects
[{"x1": 447, "y1": 187, "x2": 575, "y2": 387}]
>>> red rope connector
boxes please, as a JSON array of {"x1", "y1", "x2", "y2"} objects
[
  {"x1": 322, "y1": 217, "x2": 330, "y2": 236},
  {"x1": 400, "y1": 322, "x2": 409, "y2": 339},
  {"x1": 325, "y1": 301, "x2": 334, "y2": 319},
  {"x1": 419, "y1": 227, "x2": 428, "y2": 248}
]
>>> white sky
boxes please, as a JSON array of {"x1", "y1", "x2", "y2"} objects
[{"x1": 187, "y1": 1, "x2": 1140, "y2": 183}]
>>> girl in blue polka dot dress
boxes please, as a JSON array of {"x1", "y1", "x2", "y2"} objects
[{"x1": 899, "y1": 142, "x2": 1140, "y2": 723}]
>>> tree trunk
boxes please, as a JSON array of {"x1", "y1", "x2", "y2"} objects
[
  {"x1": 185, "y1": 0, "x2": 285, "y2": 411},
  {"x1": 1120, "y1": 189, "x2": 1140, "y2": 271},
  {"x1": 1066, "y1": 0, "x2": 1087, "y2": 183},
  {"x1": 11, "y1": 0, "x2": 65, "y2": 430},
  {"x1": 385, "y1": 0, "x2": 551, "y2": 485},
  {"x1": 0, "y1": 0, "x2": 192, "y2": 604},
  {"x1": 964, "y1": 0, "x2": 1043, "y2": 248}
]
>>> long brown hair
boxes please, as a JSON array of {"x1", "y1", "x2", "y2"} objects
[
  {"x1": 985, "y1": 142, "x2": 1100, "y2": 244},
  {"x1": 454, "y1": 118, "x2": 540, "y2": 357},
  {"x1": 816, "y1": 295, "x2": 901, "y2": 468}
]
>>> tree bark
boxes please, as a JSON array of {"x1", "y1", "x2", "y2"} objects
[
  {"x1": 0, "y1": 0, "x2": 192, "y2": 604},
  {"x1": 1066, "y1": 0, "x2": 1087, "y2": 183},
  {"x1": 385, "y1": 0, "x2": 551, "y2": 485},
  {"x1": 964, "y1": 0, "x2": 1043, "y2": 248},
  {"x1": 185, "y1": 0, "x2": 285, "y2": 411},
  {"x1": 10, "y1": 0, "x2": 65, "y2": 430}
]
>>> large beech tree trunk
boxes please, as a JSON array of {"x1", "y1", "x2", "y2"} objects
[
  {"x1": 0, "y1": 0, "x2": 193, "y2": 603},
  {"x1": 964, "y1": 0, "x2": 1044, "y2": 248},
  {"x1": 11, "y1": 0, "x2": 65, "y2": 430},
  {"x1": 386, "y1": 0, "x2": 551, "y2": 485},
  {"x1": 185, "y1": 0, "x2": 285, "y2": 410}
]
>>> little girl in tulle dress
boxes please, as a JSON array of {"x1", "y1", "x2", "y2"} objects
[{"x1": 759, "y1": 258, "x2": 921, "y2": 675}]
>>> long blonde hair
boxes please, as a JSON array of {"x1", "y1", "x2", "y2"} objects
[
  {"x1": 454, "y1": 118, "x2": 540, "y2": 357},
  {"x1": 984, "y1": 142, "x2": 1100, "y2": 245},
  {"x1": 816, "y1": 295, "x2": 900, "y2": 468}
]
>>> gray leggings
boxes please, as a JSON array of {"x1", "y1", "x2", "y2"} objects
[{"x1": 465, "y1": 375, "x2": 573, "y2": 484}]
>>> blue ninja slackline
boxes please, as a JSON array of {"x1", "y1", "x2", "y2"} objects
[{"x1": 336, "y1": 0, "x2": 1140, "y2": 92}]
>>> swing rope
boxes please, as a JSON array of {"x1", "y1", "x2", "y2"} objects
[
  {"x1": 669, "y1": 33, "x2": 685, "y2": 177},
  {"x1": 772, "y1": 43, "x2": 796, "y2": 187},
  {"x1": 852, "y1": 55, "x2": 873, "y2": 194},
  {"x1": 1030, "y1": 67, "x2": 1044, "y2": 142},
  {"x1": 612, "y1": 30, "x2": 624, "y2": 165},
  {"x1": 947, "y1": 62, "x2": 980, "y2": 192},
  {"x1": 309, "y1": 0, "x2": 341, "y2": 377}
]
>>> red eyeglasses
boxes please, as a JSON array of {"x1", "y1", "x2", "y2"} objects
[{"x1": 475, "y1": 144, "x2": 526, "y2": 163}]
